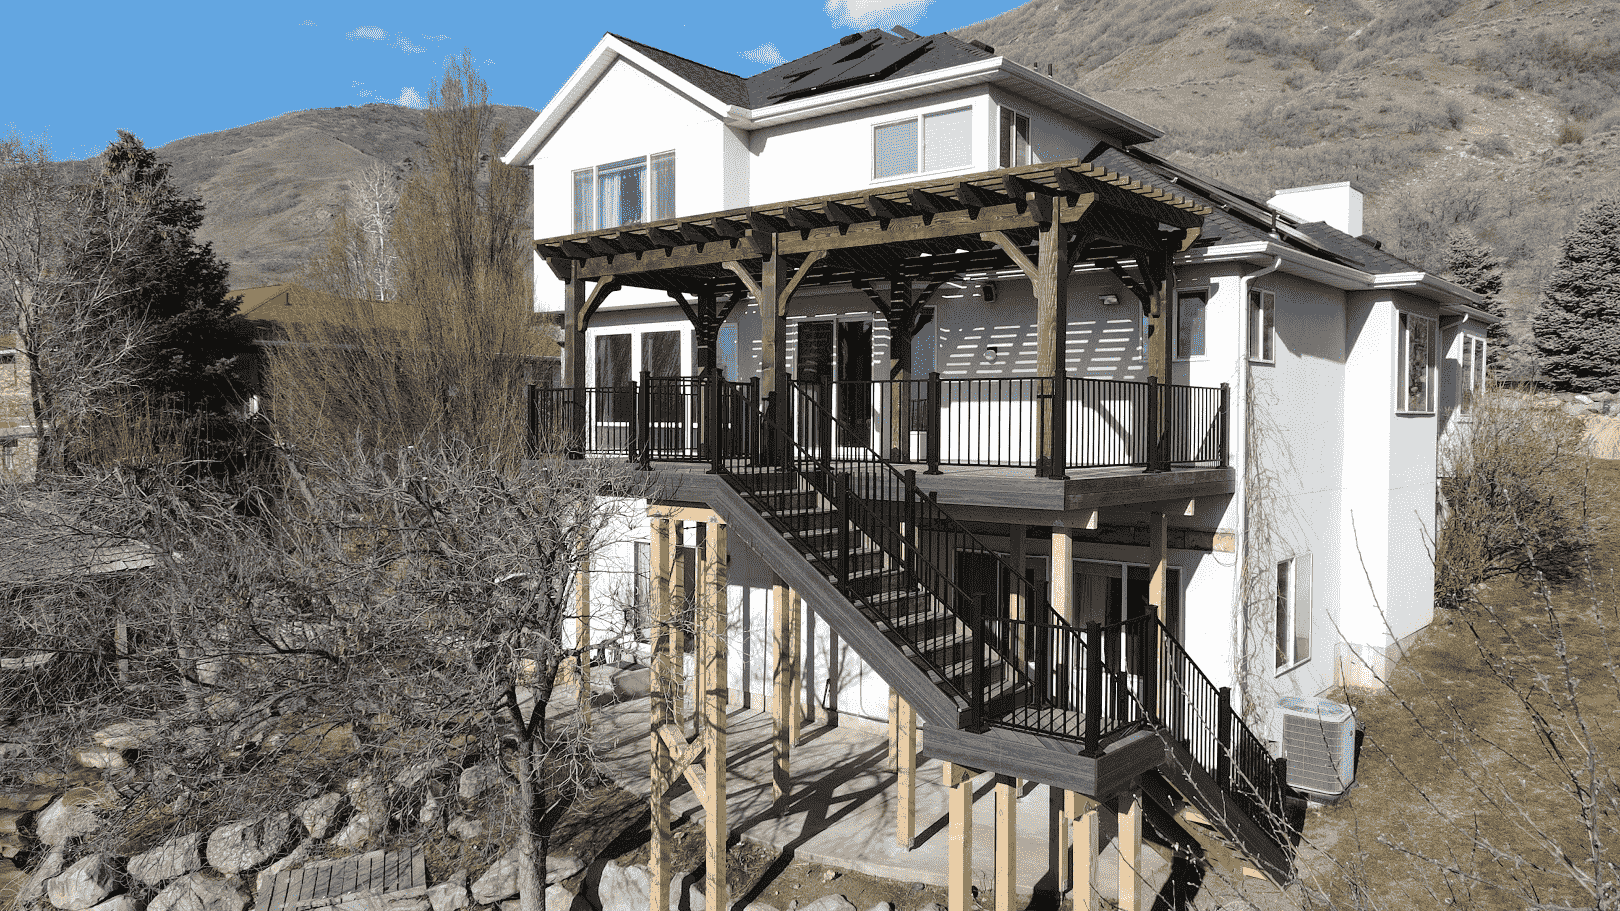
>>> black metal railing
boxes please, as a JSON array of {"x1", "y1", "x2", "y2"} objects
[{"x1": 527, "y1": 374, "x2": 1230, "y2": 473}]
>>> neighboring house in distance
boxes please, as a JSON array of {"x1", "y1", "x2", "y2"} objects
[
  {"x1": 504, "y1": 27, "x2": 1493, "y2": 890},
  {"x1": 0, "y1": 332, "x2": 39, "y2": 482}
]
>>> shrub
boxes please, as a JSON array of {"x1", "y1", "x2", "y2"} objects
[
  {"x1": 1557, "y1": 121, "x2": 1586, "y2": 145},
  {"x1": 1436, "y1": 385, "x2": 1593, "y2": 608}
]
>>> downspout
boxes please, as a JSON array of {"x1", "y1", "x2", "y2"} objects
[{"x1": 1231, "y1": 254, "x2": 1283, "y2": 721}]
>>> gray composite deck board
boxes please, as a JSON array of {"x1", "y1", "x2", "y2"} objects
[{"x1": 256, "y1": 848, "x2": 426, "y2": 911}]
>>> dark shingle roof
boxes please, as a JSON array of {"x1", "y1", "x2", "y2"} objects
[
  {"x1": 611, "y1": 34, "x2": 749, "y2": 107},
  {"x1": 615, "y1": 29, "x2": 996, "y2": 110}
]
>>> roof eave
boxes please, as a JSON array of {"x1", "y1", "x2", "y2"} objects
[
  {"x1": 1185, "y1": 241, "x2": 1495, "y2": 318},
  {"x1": 503, "y1": 34, "x2": 735, "y2": 166}
]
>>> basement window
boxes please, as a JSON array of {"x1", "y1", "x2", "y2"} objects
[{"x1": 874, "y1": 107, "x2": 972, "y2": 180}]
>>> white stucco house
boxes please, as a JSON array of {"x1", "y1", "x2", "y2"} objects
[{"x1": 502, "y1": 26, "x2": 1492, "y2": 884}]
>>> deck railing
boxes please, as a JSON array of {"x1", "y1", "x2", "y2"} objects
[{"x1": 530, "y1": 373, "x2": 1229, "y2": 473}]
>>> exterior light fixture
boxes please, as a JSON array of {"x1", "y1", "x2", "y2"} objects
[{"x1": 982, "y1": 280, "x2": 998, "y2": 302}]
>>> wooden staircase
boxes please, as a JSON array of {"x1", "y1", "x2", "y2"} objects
[{"x1": 706, "y1": 381, "x2": 1301, "y2": 886}]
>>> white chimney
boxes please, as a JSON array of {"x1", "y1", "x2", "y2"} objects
[{"x1": 1268, "y1": 182, "x2": 1364, "y2": 237}]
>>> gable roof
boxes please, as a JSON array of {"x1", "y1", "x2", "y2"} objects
[{"x1": 503, "y1": 29, "x2": 1159, "y2": 166}]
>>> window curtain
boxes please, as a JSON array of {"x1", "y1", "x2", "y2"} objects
[
  {"x1": 874, "y1": 120, "x2": 918, "y2": 179},
  {"x1": 923, "y1": 108, "x2": 972, "y2": 172},
  {"x1": 597, "y1": 158, "x2": 645, "y2": 229}
]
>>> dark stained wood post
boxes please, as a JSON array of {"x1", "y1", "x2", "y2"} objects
[
  {"x1": 1034, "y1": 217, "x2": 1071, "y2": 479},
  {"x1": 760, "y1": 240, "x2": 790, "y2": 466},
  {"x1": 562, "y1": 262, "x2": 587, "y2": 448},
  {"x1": 1146, "y1": 250, "x2": 1173, "y2": 472},
  {"x1": 885, "y1": 275, "x2": 914, "y2": 464}
]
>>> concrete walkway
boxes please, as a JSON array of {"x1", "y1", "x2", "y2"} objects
[{"x1": 581, "y1": 695, "x2": 1170, "y2": 903}]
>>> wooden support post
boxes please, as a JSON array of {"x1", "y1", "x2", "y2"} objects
[
  {"x1": 702, "y1": 517, "x2": 729, "y2": 911},
  {"x1": 1072, "y1": 799, "x2": 1099, "y2": 911},
  {"x1": 994, "y1": 774, "x2": 1017, "y2": 911},
  {"x1": 115, "y1": 615, "x2": 129, "y2": 685},
  {"x1": 896, "y1": 696, "x2": 916, "y2": 849},
  {"x1": 945, "y1": 763, "x2": 975, "y2": 911},
  {"x1": 760, "y1": 238, "x2": 790, "y2": 405},
  {"x1": 576, "y1": 557, "x2": 592, "y2": 723},
  {"x1": 772, "y1": 578, "x2": 792, "y2": 802},
  {"x1": 562, "y1": 265, "x2": 587, "y2": 446},
  {"x1": 887, "y1": 688, "x2": 899, "y2": 771},
  {"x1": 1034, "y1": 218, "x2": 1071, "y2": 479},
  {"x1": 1050, "y1": 520, "x2": 1074, "y2": 892},
  {"x1": 1117, "y1": 790, "x2": 1144, "y2": 911},
  {"x1": 1148, "y1": 511, "x2": 1168, "y2": 621},
  {"x1": 788, "y1": 588, "x2": 803, "y2": 746},
  {"x1": 649, "y1": 516, "x2": 676, "y2": 911},
  {"x1": 1049, "y1": 787, "x2": 1069, "y2": 894},
  {"x1": 1008, "y1": 526, "x2": 1026, "y2": 666}
]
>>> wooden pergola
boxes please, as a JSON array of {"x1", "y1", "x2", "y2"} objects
[{"x1": 536, "y1": 156, "x2": 1212, "y2": 478}]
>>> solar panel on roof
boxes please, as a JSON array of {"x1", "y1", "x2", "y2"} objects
[{"x1": 765, "y1": 34, "x2": 932, "y2": 102}]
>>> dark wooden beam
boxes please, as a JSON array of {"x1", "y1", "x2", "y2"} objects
[
  {"x1": 679, "y1": 221, "x2": 720, "y2": 245},
  {"x1": 559, "y1": 239, "x2": 595, "y2": 260},
  {"x1": 777, "y1": 194, "x2": 1095, "y2": 257},
  {"x1": 711, "y1": 218, "x2": 748, "y2": 240},
  {"x1": 955, "y1": 181, "x2": 1008, "y2": 211},
  {"x1": 747, "y1": 211, "x2": 791, "y2": 235},
  {"x1": 908, "y1": 187, "x2": 959, "y2": 215},
  {"x1": 615, "y1": 232, "x2": 657, "y2": 253},
  {"x1": 1003, "y1": 172, "x2": 1057, "y2": 202},
  {"x1": 866, "y1": 194, "x2": 913, "y2": 221},
  {"x1": 648, "y1": 226, "x2": 684, "y2": 249},
  {"x1": 824, "y1": 199, "x2": 867, "y2": 226},
  {"x1": 586, "y1": 236, "x2": 626, "y2": 257},
  {"x1": 784, "y1": 206, "x2": 829, "y2": 232}
]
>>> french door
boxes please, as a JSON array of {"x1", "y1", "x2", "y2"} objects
[{"x1": 797, "y1": 319, "x2": 873, "y2": 450}]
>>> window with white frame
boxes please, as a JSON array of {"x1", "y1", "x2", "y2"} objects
[
  {"x1": 874, "y1": 107, "x2": 972, "y2": 180},
  {"x1": 998, "y1": 106, "x2": 1030, "y2": 168},
  {"x1": 571, "y1": 151, "x2": 676, "y2": 232},
  {"x1": 1460, "y1": 335, "x2": 1487, "y2": 409},
  {"x1": 1276, "y1": 554, "x2": 1312, "y2": 671},
  {"x1": 1398, "y1": 312, "x2": 1436, "y2": 414},
  {"x1": 1174, "y1": 289, "x2": 1207, "y2": 360},
  {"x1": 1, "y1": 440, "x2": 15, "y2": 472},
  {"x1": 1248, "y1": 288, "x2": 1275, "y2": 363}
]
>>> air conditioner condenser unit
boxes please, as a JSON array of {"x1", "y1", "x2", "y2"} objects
[{"x1": 1277, "y1": 696, "x2": 1357, "y2": 797}]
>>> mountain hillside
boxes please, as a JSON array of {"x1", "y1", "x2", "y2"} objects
[
  {"x1": 106, "y1": 103, "x2": 538, "y2": 288},
  {"x1": 957, "y1": 0, "x2": 1620, "y2": 340}
]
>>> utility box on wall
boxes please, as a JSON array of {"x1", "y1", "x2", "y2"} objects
[{"x1": 1278, "y1": 695, "x2": 1358, "y2": 797}]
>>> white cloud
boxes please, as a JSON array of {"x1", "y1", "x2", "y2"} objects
[
  {"x1": 393, "y1": 36, "x2": 426, "y2": 53},
  {"x1": 346, "y1": 25, "x2": 389, "y2": 41},
  {"x1": 740, "y1": 43, "x2": 785, "y2": 67},
  {"x1": 424, "y1": 34, "x2": 449, "y2": 41},
  {"x1": 824, "y1": 0, "x2": 932, "y2": 29},
  {"x1": 383, "y1": 87, "x2": 427, "y2": 108},
  {"x1": 301, "y1": 19, "x2": 316, "y2": 26}
]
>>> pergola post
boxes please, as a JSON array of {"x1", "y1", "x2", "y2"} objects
[
  {"x1": 562, "y1": 264, "x2": 587, "y2": 445},
  {"x1": 1034, "y1": 217, "x2": 1071, "y2": 479},
  {"x1": 1146, "y1": 252, "x2": 1174, "y2": 471}
]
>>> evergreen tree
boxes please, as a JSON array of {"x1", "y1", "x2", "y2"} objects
[
  {"x1": 91, "y1": 131, "x2": 252, "y2": 411},
  {"x1": 1442, "y1": 230, "x2": 1506, "y2": 343},
  {"x1": 1533, "y1": 197, "x2": 1620, "y2": 392}
]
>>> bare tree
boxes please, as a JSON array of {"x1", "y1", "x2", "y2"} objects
[
  {"x1": 284, "y1": 52, "x2": 544, "y2": 456},
  {"x1": 2, "y1": 437, "x2": 648, "y2": 911},
  {"x1": 0, "y1": 133, "x2": 154, "y2": 469}
]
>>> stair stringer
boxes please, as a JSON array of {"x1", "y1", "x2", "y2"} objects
[
  {"x1": 1149, "y1": 736, "x2": 1296, "y2": 886},
  {"x1": 705, "y1": 480, "x2": 964, "y2": 729}
]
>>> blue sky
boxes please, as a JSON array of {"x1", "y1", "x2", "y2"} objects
[{"x1": 7, "y1": 0, "x2": 1023, "y2": 162}]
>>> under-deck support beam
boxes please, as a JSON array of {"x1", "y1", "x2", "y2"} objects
[
  {"x1": 1051, "y1": 520, "x2": 1075, "y2": 891},
  {"x1": 649, "y1": 515, "x2": 676, "y2": 911},
  {"x1": 575, "y1": 557, "x2": 591, "y2": 724},
  {"x1": 701, "y1": 516, "x2": 729, "y2": 911},
  {"x1": 771, "y1": 579, "x2": 799, "y2": 801},
  {"x1": 896, "y1": 695, "x2": 916, "y2": 849},
  {"x1": 1073, "y1": 799, "x2": 1099, "y2": 911},
  {"x1": 1117, "y1": 789, "x2": 1144, "y2": 911}
]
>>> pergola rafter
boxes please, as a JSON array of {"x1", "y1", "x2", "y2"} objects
[{"x1": 541, "y1": 155, "x2": 1209, "y2": 477}]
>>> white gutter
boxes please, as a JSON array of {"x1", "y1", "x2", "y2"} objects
[
  {"x1": 1185, "y1": 241, "x2": 1491, "y2": 312},
  {"x1": 1229, "y1": 255, "x2": 1280, "y2": 716}
]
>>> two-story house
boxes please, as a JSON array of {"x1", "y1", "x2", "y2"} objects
[
  {"x1": 503, "y1": 27, "x2": 1491, "y2": 905},
  {"x1": 1, "y1": 332, "x2": 39, "y2": 482}
]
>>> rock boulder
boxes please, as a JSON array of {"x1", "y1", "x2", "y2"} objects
[
  {"x1": 45, "y1": 853, "x2": 120, "y2": 910},
  {"x1": 146, "y1": 872, "x2": 247, "y2": 911},
  {"x1": 129, "y1": 832, "x2": 205, "y2": 886},
  {"x1": 206, "y1": 813, "x2": 292, "y2": 874},
  {"x1": 595, "y1": 862, "x2": 649, "y2": 911},
  {"x1": 295, "y1": 793, "x2": 345, "y2": 840},
  {"x1": 471, "y1": 849, "x2": 584, "y2": 905},
  {"x1": 426, "y1": 871, "x2": 468, "y2": 911}
]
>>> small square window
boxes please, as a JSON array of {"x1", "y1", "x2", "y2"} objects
[
  {"x1": 1174, "y1": 290, "x2": 1207, "y2": 360},
  {"x1": 1248, "y1": 289, "x2": 1275, "y2": 363}
]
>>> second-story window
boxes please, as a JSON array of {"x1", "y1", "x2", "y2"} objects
[
  {"x1": 873, "y1": 107, "x2": 972, "y2": 180},
  {"x1": 571, "y1": 151, "x2": 676, "y2": 232},
  {"x1": 1398, "y1": 311, "x2": 1436, "y2": 414},
  {"x1": 999, "y1": 106, "x2": 1030, "y2": 168}
]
